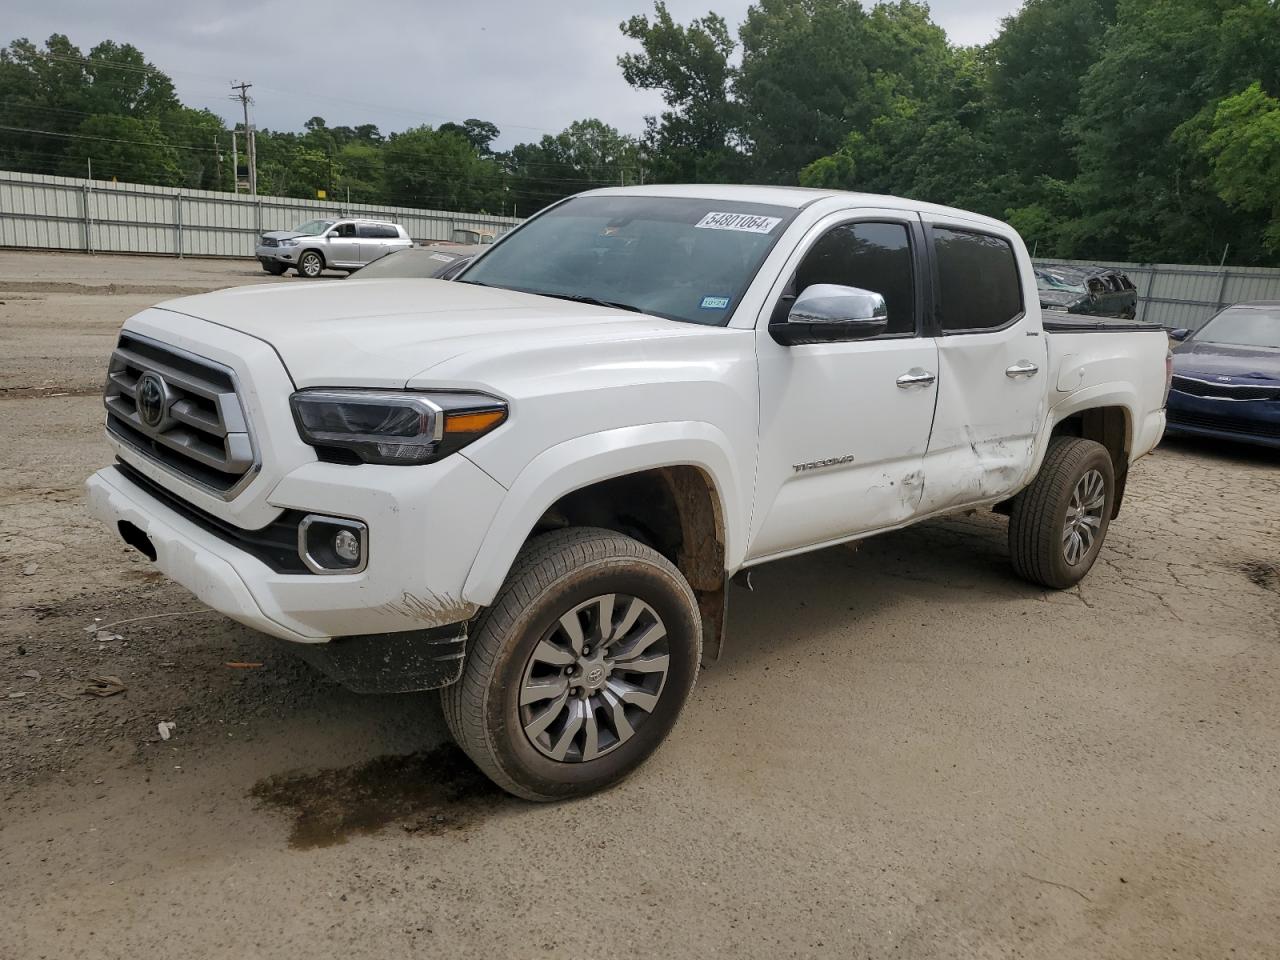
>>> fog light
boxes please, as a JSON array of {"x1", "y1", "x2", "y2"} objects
[
  {"x1": 334, "y1": 529, "x2": 360, "y2": 563},
  {"x1": 297, "y1": 515, "x2": 368, "y2": 575}
]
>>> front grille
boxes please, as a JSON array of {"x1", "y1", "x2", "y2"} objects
[
  {"x1": 1171, "y1": 375, "x2": 1280, "y2": 402},
  {"x1": 261, "y1": 236, "x2": 279, "y2": 247},
  {"x1": 1167, "y1": 410, "x2": 1280, "y2": 440},
  {"x1": 104, "y1": 333, "x2": 257, "y2": 498}
]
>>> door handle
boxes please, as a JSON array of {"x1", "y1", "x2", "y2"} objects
[
  {"x1": 1006, "y1": 360, "x2": 1039, "y2": 379},
  {"x1": 896, "y1": 368, "x2": 936, "y2": 389}
]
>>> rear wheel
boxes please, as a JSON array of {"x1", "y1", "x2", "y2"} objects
[
  {"x1": 297, "y1": 250, "x2": 324, "y2": 278},
  {"x1": 442, "y1": 527, "x2": 701, "y2": 801},
  {"x1": 1009, "y1": 436, "x2": 1115, "y2": 589}
]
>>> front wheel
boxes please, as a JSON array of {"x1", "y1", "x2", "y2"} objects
[
  {"x1": 441, "y1": 528, "x2": 701, "y2": 801},
  {"x1": 296, "y1": 250, "x2": 324, "y2": 278},
  {"x1": 1008, "y1": 436, "x2": 1115, "y2": 589}
]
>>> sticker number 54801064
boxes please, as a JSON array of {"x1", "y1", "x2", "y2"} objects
[{"x1": 694, "y1": 212, "x2": 782, "y2": 234}]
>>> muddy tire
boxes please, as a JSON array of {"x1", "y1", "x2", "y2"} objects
[
  {"x1": 297, "y1": 250, "x2": 324, "y2": 278},
  {"x1": 441, "y1": 527, "x2": 701, "y2": 802},
  {"x1": 1009, "y1": 436, "x2": 1115, "y2": 589}
]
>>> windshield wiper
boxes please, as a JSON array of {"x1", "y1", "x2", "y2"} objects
[{"x1": 532, "y1": 291, "x2": 646, "y2": 314}]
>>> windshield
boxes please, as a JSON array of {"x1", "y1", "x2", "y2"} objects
[
  {"x1": 294, "y1": 219, "x2": 335, "y2": 236},
  {"x1": 458, "y1": 195, "x2": 797, "y2": 325},
  {"x1": 1195, "y1": 306, "x2": 1280, "y2": 349},
  {"x1": 1035, "y1": 269, "x2": 1087, "y2": 293}
]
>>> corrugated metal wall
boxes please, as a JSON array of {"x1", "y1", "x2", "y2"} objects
[
  {"x1": 5, "y1": 170, "x2": 1278, "y2": 331},
  {"x1": 0, "y1": 170, "x2": 521, "y2": 258},
  {"x1": 1034, "y1": 258, "x2": 1280, "y2": 332}
]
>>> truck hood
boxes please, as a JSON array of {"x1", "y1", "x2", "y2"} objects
[
  {"x1": 260, "y1": 230, "x2": 307, "y2": 241},
  {"x1": 154, "y1": 278, "x2": 704, "y2": 387}
]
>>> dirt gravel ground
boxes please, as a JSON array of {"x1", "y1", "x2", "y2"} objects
[{"x1": 1, "y1": 249, "x2": 1278, "y2": 960}]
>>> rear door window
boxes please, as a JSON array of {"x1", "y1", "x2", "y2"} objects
[{"x1": 932, "y1": 228, "x2": 1024, "y2": 333}]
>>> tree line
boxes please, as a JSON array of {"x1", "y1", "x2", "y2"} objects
[
  {"x1": 2, "y1": 1, "x2": 1279, "y2": 265},
  {"x1": 0, "y1": 35, "x2": 640, "y2": 217}
]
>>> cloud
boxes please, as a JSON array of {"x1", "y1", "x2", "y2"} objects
[{"x1": 5, "y1": 0, "x2": 1023, "y2": 147}]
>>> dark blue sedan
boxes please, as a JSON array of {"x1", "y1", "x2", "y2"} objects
[{"x1": 1165, "y1": 301, "x2": 1280, "y2": 448}]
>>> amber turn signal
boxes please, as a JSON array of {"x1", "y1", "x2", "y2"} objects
[{"x1": 445, "y1": 409, "x2": 507, "y2": 434}]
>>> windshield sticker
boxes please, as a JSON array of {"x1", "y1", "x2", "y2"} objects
[
  {"x1": 694, "y1": 211, "x2": 782, "y2": 234},
  {"x1": 428, "y1": 253, "x2": 456, "y2": 262},
  {"x1": 700, "y1": 295, "x2": 731, "y2": 310}
]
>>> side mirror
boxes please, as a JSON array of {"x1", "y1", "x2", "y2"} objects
[
  {"x1": 770, "y1": 284, "x2": 889, "y2": 346},
  {"x1": 1168, "y1": 327, "x2": 1191, "y2": 341}
]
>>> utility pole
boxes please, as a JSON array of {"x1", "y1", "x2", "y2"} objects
[
  {"x1": 231, "y1": 130, "x2": 239, "y2": 193},
  {"x1": 230, "y1": 80, "x2": 257, "y2": 196}
]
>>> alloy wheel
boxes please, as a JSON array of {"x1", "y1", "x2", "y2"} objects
[
  {"x1": 1062, "y1": 468, "x2": 1106, "y2": 565},
  {"x1": 518, "y1": 593, "x2": 670, "y2": 763}
]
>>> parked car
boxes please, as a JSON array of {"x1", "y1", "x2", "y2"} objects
[
  {"x1": 256, "y1": 218, "x2": 412, "y2": 278},
  {"x1": 1165, "y1": 301, "x2": 1280, "y2": 448},
  {"x1": 1036, "y1": 265, "x2": 1137, "y2": 319},
  {"x1": 348, "y1": 244, "x2": 487, "y2": 281},
  {"x1": 86, "y1": 185, "x2": 1170, "y2": 801},
  {"x1": 451, "y1": 228, "x2": 498, "y2": 245}
]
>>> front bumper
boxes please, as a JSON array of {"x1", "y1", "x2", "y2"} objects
[
  {"x1": 1165, "y1": 392, "x2": 1280, "y2": 449},
  {"x1": 255, "y1": 244, "x2": 296, "y2": 265},
  {"x1": 85, "y1": 453, "x2": 507, "y2": 644}
]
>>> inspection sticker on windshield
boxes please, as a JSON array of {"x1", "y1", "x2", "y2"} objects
[
  {"x1": 694, "y1": 211, "x2": 782, "y2": 234},
  {"x1": 428, "y1": 253, "x2": 456, "y2": 262},
  {"x1": 700, "y1": 295, "x2": 731, "y2": 310}
]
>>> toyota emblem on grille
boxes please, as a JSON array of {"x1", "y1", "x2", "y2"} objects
[{"x1": 136, "y1": 371, "x2": 169, "y2": 428}]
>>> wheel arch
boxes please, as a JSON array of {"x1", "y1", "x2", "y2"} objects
[
  {"x1": 461, "y1": 425, "x2": 742, "y2": 661},
  {"x1": 1046, "y1": 397, "x2": 1134, "y2": 518}
]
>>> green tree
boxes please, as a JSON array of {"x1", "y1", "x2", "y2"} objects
[
  {"x1": 60, "y1": 113, "x2": 181, "y2": 183},
  {"x1": 160, "y1": 106, "x2": 225, "y2": 189},
  {"x1": 986, "y1": 0, "x2": 1116, "y2": 192},
  {"x1": 1198, "y1": 82, "x2": 1280, "y2": 253},
  {"x1": 381, "y1": 125, "x2": 505, "y2": 212},
  {"x1": 736, "y1": 0, "x2": 950, "y2": 182},
  {"x1": 1062, "y1": 0, "x2": 1275, "y2": 263},
  {"x1": 439, "y1": 118, "x2": 501, "y2": 155},
  {"x1": 618, "y1": 2, "x2": 743, "y2": 182},
  {"x1": 510, "y1": 119, "x2": 640, "y2": 212}
]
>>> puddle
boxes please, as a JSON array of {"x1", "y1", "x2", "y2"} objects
[
  {"x1": 250, "y1": 742, "x2": 511, "y2": 849},
  {"x1": 1238, "y1": 560, "x2": 1279, "y2": 592}
]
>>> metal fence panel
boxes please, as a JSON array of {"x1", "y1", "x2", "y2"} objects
[
  {"x1": 0, "y1": 169, "x2": 521, "y2": 259},
  {"x1": 1036, "y1": 257, "x2": 1280, "y2": 331}
]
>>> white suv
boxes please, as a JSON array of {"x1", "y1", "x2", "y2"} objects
[{"x1": 255, "y1": 218, "x2": 412, "y2": 278}]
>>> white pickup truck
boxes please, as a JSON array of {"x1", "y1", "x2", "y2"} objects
[{"x1": 86, "y1": 185, "x2": 1170, "y2": 800}]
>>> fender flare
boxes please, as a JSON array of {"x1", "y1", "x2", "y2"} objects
[
  {"x1": 461, "y1": 422, "x2": 743, "y2": 607},
  {"x1": 1029, "y1": 382, "x2": 1141, "y2": 478}
]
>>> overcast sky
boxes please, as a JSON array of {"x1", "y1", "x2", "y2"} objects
[{"x1": 8, "y1": 0, "x2": 1024, "y2": 147}]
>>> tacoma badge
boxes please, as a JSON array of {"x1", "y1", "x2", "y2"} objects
[{"x1": 793, "y1": 455, "x2": 856, "y2": 473}]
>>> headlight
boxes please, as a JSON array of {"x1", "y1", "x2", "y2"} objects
[
  {"x1": 280, "y1": 239, "x2": 298, "y2": 247},
  {"x1": 290, "y1": 390, "x2": 507, "y2": 465}
]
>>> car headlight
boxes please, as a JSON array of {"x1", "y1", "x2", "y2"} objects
[
  {"x1": 289, "y1": 390, "x2": 507, "y2": 465},
  {"x1": 279, "y1": 239, "x2": 299, "y2": 247}
]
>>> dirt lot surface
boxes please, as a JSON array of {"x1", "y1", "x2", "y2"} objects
[{"x1": 1, "y1": 250, "x2": 1278, "y2": 959}]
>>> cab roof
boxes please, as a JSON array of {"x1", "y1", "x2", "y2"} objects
[{"x1": 581, "y1": 183, "x2": 1011, "y2": 232}]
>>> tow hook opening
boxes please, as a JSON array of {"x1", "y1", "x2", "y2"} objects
[{"x1": 118, "y1": 520, "x2": 157, "y2": 561}]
